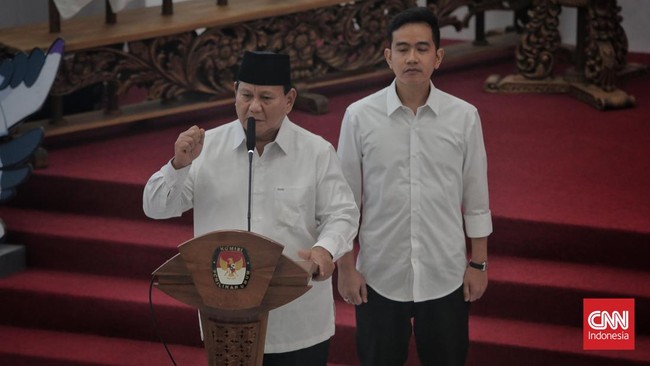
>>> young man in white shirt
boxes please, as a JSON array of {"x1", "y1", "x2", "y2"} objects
[{"x1": 337, "y1": 7, "x2": 492, "y2": 366}]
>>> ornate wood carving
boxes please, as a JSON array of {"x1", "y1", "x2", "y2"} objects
[
  {"x1": 583, "y1": 0, "x2": 627, "y2": 91},
  {"x1": 485, "y1": 0, "x2": 643, "y2": 110},
  {"x1": 1, "y1": 0, "x2": 527, "y2": 130},
  {"x1": 207, "y1": 320, "x2": 260, "y2": 365},
  {"x1": 50, "y1": 0, "x2": 418, "y2": 103},
  {"x1": 427, "y1": 0, "x2": 472, "y2": 30},
  {"x1": 427, "y1": 0, "x2": 531, "y2": 31},
  {"x1": 50, "y1": 0, "x2": 533, "y2": 103},
  {"x1": 515, "y1": 0, "x2": 562, "y2": 79}
]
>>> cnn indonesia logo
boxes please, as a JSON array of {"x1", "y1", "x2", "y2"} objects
[{"x1": 583, "y1": 298, "x2": 635, "y2": 350}]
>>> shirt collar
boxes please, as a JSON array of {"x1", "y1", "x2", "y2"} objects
[
  {"x1": 386, "y1": 79, "x2": 440, "y2": 116},
  {"x1": 232, "y1": 121, "x2": 247, "y2": 150},
  {"x1": 272, "y1": 116, "x2": 291, "y2": 155}
]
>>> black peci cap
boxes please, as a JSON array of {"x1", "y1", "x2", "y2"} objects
[{"x1": 237, "y1": 51, "x2": 291, "y2": 87}]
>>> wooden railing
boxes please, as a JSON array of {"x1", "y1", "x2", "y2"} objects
[{"x1": 0, "y1": 0, "x2": 524, "y2": 137}]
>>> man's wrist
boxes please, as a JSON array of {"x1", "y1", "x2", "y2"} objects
[
  {"x1": 468, "y1": 260, "x2": 488, "y2": 272},
  {"x1": 313, "y1": 245, "x2": 333, "y2": 259}
]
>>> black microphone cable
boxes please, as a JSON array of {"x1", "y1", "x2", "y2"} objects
[{"x1": 149, "y1": 275, "x2": 178, "y2": 366}]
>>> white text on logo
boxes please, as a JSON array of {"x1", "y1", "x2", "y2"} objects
[{"x1": 587, "y1": 311, "x2": 629, "y2": 330}]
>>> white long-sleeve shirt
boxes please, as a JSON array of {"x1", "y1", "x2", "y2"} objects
[
  {"x1": 144, "y1": 117, "x2": 359, "y2": 353},
  {"x1": 337, "y1": 80, "x2": 492, "y2": 302}
]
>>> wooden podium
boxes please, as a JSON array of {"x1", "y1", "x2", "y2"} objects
[{"x1": 152, "y1": 230, "x2": 316, "y2": 366}]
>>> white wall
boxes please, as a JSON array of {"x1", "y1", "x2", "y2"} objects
[
  {"x1": 2, "y1": 0, "x2": 649, "y2": 53},
  {"x1": 0, "y1": 0, "x2": 146, "y2": 26}
]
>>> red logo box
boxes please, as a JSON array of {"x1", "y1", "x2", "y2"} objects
[{"x1": 583, "y1": 298, "x2": 635, "y2": 350}]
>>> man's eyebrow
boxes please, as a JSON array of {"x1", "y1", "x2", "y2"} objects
[{"x1": 394, "y1": 40, "x2": 432, "y2": 47}]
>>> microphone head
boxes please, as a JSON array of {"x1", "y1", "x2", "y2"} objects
[{"x1": 246, "y1": 117, "x2": 256, "y2": 152}]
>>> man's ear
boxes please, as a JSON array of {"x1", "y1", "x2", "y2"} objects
[
  {"x1": 384, "y1": 48, "x2": 392, "y2": 70},
  {"x1": 285, "y1": 88, "x2": 298, "y2": 113},
  {"x1": 434, "y1": 48, "x2": 445, "y2": 70}
]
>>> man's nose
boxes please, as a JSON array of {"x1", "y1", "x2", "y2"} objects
[
  {"x1": 406, "y1": 49, "x2": 418, "y2": 63},
  {"x1": 249, "y1": 97, "x2": 263, "y2": 112}
]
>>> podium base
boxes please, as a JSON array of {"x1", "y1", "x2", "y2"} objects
[{"x1": 201, "y1": 311, "x2": 268, "y2": 366}]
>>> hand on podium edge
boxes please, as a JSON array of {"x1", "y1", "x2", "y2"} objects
[
  {"x1": 295, "y1": 260, "x2": 319, "y2": 279},
  {"x1": 298, "y1": 247, "x2": 334, "y2": 281}
]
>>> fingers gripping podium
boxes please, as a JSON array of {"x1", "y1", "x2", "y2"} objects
[{"x1": 152, "y1": 230, "x2": 317, "y2": 366}]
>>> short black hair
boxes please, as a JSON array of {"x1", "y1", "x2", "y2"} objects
[{"x1": 387, "y1": 7, "x2": 441, "y2": 49}]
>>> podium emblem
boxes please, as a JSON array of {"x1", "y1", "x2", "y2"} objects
[{"x1": 212, "y1": 246, "x2": 251, "y2": 289}]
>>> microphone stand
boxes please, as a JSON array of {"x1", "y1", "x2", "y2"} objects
[
  {"x1": 246, "y1": 117, "x2": 255, "y2": 232},
  {"x1": 247, "y1": 151, "x2": 253, "y2": 232}
]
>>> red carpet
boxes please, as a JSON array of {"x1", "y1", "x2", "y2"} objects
[{"x1": 0, "y1": 51, "x2": 649, "y2": 365}]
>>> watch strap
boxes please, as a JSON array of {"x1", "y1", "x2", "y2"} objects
[{"x1": 469, "y1": 260, "x2": 488, "y2": 271}]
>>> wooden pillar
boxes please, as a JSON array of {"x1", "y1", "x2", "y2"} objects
[
  {"x1": 48, "y1": 0, "x2": 61, "y2": 33},
  {"x1": 49, "y1": 95, "x2": 65, "y2": 125},
  {"x1": 162, "y1": 0, "x2": 173, "y2": 15},
  {"x1": 104, "y1": 80, "x2": 121, "y2": 115},
  {"x1": 575, "y1": 6, "x2": 587, "y2": 72},
  {"x1": 473, "y1": 11, "x2": 488, "y2": 46},
  {"x1": 106, "y1": 0, "x2": 117, "y2": 24}
]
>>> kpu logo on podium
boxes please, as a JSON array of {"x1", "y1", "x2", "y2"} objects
[{"x1": 583, "y1": 298, "x2": 635, "y2": 350}]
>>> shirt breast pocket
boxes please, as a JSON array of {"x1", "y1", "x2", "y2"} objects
[{"x1": 274, "y1": 187, "x2": 311, "y2": 228}]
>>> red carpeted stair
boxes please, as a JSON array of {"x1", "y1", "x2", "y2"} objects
[{"x1": 1, "y1": 52, "x2": 649, "y2": 366}]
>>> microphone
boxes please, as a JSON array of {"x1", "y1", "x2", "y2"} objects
[
  {"x1": 246, "y1": 117, "x2": 255, "y2": 232},
  {"x1": 246, "y1": 117, "x2": 256, "y2": 154}
]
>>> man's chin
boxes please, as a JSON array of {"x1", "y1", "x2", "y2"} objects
[{"x1": 397, "y1": 77, "x2": 430, "y2": 86}]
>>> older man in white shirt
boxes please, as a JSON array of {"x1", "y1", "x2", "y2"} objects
[{"x1": 143, "y1": 51, "x2": 359, "y2": 366}]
